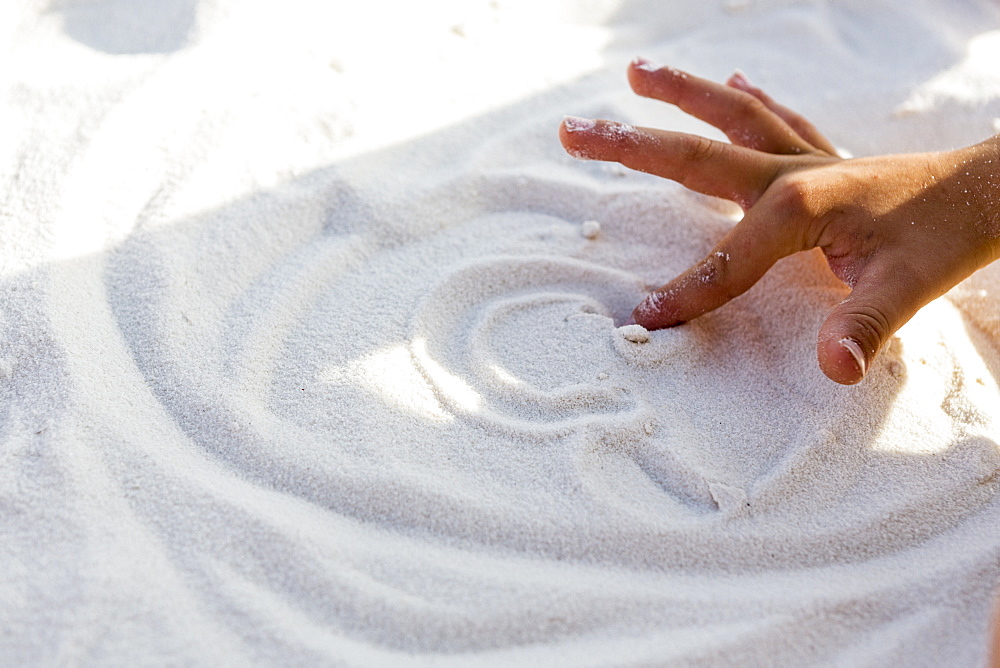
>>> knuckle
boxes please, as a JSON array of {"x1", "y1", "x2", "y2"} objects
[
  {"x1": 770, "y1": 175, "x2": 813, "y2": 218},
  {"x1": 682, "y1": 135, "x2": 721, "y2": 164},
  {"x1": 734, "y1": 93, "x2": 769, "y2": 121},
  {"x1": 846, "y1": 305, "x2": 892, "y2": 352},
  {"x1": 692, "y1": 250, "x2": 737, "y2": 296}
]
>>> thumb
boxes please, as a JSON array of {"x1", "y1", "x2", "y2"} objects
[
  {"x1": 632, "y1": 211, "x2": 791, "y2": 329},
  {"x1": 816, "y1": 266, "x2": 925, "y2": 385}
]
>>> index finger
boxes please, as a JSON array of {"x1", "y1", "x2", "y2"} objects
[
  {"x1": 631, "y1": 207, "x2": 793, "y2": 330},
  {"x1": 560, "y1": 116, "x2": 782, "y2": 209}
]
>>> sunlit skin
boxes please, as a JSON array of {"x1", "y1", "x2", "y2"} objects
[{"x1": 559, "y1": 58, "x2": 1000, "y2": 385}]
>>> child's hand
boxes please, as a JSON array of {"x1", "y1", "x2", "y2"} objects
[{"x1": 560, "y1": 59, "x2": 1000, "y2": 384}]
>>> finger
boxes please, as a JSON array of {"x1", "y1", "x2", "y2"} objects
[
  {"x1": 628, "y1": 58, "x2": 812, "y2": 155},
  {"x1": 815, "y1": 262, "x2": 930, "y2": 385},
  {"x1": 726, "y1": 71, "x2": 838, "y2": 155},
  {"x1": 630, "y1": 209, "x2": 794, "y2": 329},
  {"x1": 560, "y1": 116, "x2": 780, "y2": 208}
]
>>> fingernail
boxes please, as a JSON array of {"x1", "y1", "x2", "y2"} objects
[
  {"x1": 563, "y1": 115, "x2": 596, "y2": 132},
  {"x1": 840, "y1": 338, "x2": 866, "y2": 377},
  {"x1": 632, "y1": 56, "x2": 659, "y2": 72},
  {"x1": 728, "y1": 69, "x2": 752, "y2": 91}
]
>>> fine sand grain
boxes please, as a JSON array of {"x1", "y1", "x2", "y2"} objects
[{"x1": 3, "y1": 1, "x2": 1000, "y2": 665}]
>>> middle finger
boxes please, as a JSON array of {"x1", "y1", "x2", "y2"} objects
[{"x1": 628, "y1": 59, "x2": 814, "y2": 156}]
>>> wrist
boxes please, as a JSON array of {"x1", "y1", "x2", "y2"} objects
[{"x1": 949, "y1": 137, "x2": 1000, "y2": 265}]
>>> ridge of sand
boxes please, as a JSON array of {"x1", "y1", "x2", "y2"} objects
[{"x1": 3, "y1": 1, "x2": 1000, "y2": 665}]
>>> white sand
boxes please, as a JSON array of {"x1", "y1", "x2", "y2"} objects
[{"x1": 3, "y1": 0, "x2": 1000, "y2": 665}]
